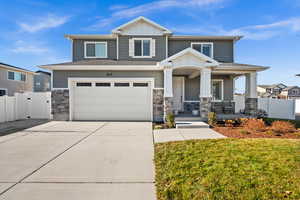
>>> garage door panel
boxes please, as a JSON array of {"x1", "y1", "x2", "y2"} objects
[{"x1": 72, "y1": 80, "x2": 152, "y2": 121}]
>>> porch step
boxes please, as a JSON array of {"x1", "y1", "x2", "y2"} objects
[
  {"x1": 175, "y1": 117, "x2": 203, "y2": 122},
  {"x1": 175, "y1": 121, "x2": 209, "y2": 129}
]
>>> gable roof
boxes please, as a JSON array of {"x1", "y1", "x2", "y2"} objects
[
  {"x1": 0, "y1": 62, "x2": 35, "y2": 74},
  {"x1": 282, "y1": 86, "x2": 300, "y2": 91},
  {"x1": 160, "y1": 47, "x2": 219, "y2": 67},
  {"x1": 112, "y1": 16, "x2": 172, "y2": 35}
]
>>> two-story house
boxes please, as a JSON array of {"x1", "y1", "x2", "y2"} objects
[
  {"x1": 257, "y1": 83, "x2": 287, "y2": 98},
  {"x1": 40, "y1": 16, "x2": 268, "y2": 121},
  {"x1": 0, "y1": 62, "x2": 35, "y2": 96},
  {"x1": 34, "y1": 70, "x2": 51, "y2": 92},
  {"x1": 280, "y1": 86, "x2": 300, "y2": 99}
]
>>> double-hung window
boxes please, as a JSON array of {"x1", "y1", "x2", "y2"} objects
[
  {"x1": 8, "y1": 71, "x2": 26, "y2": 82},
  {"x1": 191, "y1": 42, "x2": 213, "y2": 58},
  {"x1": 211, "y1": 80, "x2": 223, "y2": 101},
  {"x1": 134, "y1": 39, "x2": 151, "y2": 57},
  {"x1": 85, "y1": 42, "x2": 107, "y2": 58}
]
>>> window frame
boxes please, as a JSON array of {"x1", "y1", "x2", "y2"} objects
[
  {"x1": 191, "y1": 42, "x2": 214, "y2": 58},
  {"x1": 0, "y1": 88, "x2": 7, "y2": 96},
  {"x1": 84, "y1": 41, "x2": 108, "y2": 58},
  {"x1": 132, "y1": 38, "x2": 152, "y2": 58},
  {"x1": 211, "y1": 79, "x2": 224, "y2": 101},
  {"x1": 7, "y1": 71, "x2": 27, "y2": 82}
]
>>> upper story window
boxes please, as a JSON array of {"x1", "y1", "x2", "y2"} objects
[
  {"x1": 84, "y1": 41, "x2": 107, "y2": 58},
  {"x1": 134, "y1": 39, "x2": 151, "y2": 57},
  {"x1": 7, "y1": 71, "x2": 26, "y2": 82},
  {"x1": 191, "y1": 42, "x2": 213, "y2": 58}
]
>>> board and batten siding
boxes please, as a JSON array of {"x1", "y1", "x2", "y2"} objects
[
  {"x1": 118, "y1": 35, "x2": 166, "y2": 61},
  {"x1": 184, "y1": 75, "x2": 234, "y2": 101},
  {"x1": 52, "y1": 70, "x2": 164, "y2": 88},
  {"x1": 168, "y1": 39, "x2": 234, "y2": 63},
  {"x1": 72, "y1": 39, "x2": 117, "y2": 62}
]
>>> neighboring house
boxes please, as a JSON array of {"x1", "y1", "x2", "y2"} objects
[
  {"x1": 257, "y1": 83, "x2": 287, "y2": 98},
  {"x1": 280, "y1": 86, "x2": 300, "y2": 99},
  {"x1": 34, "y1": 70, "x2": 51, "y2": 92},
  {"x1": 0, "y1": 62, "x2": 35, "y2": 96},
  {"x1": 40, "y1": 16, "x2": 269, "y2": 121}
]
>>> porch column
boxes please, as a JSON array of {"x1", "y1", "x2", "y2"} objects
[
  {"x1": 245, "y1": 72, "x2": 258, "y2": 115},
  {"x1": 199, "y1": 67, "x2": 212, "y2": 119},
  {"x1": 163, "y1": 66, "x2": 173, "y2": 120}
]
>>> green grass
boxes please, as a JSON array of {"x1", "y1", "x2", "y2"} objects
[{"x1": 155, "y1": 139, "x2": 300, "y2": 200}]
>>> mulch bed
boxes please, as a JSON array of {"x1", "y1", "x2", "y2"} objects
[{"x1": 214, "y1": 126, "x2": 300, "y2": 139}]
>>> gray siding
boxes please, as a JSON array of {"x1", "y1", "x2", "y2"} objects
[
  {"x1": 0, "y1": 68, "x2": 33, "y2": 96},
  {"x1": 184, "y1": 75, "x2": 234, "y2": 101},
  {"x1": 168, "y1": 40, "x2": 234, "y2": 63},
  {"x1": 52, "y1": 70, "x2": 163, "y2": 88},
  {"x1": 118, "y1": 35, "x2": 166, "y2": 61},
  {"x1": 73, "y1": 39, "x2": 117, "y2": 62}
]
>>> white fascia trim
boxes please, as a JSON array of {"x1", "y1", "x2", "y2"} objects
[
  {"x1": 112, "y1": 16, "x2": 172, "y2": 34},
  {"x1": 191, "y1": 42, "x2": 214, "y2": 58},
  {"x1": 160, "y1": 47, "x2": 219, "y2": 66},
  {"x1": 84, "y1": 41, "x2": 108, "y2": 59},
  {"x1": 0, "y1": 65, "x2": 35, "y2": 75},
  {"x1": 40, "y1": 65, "x2": 163, "y2": 71}
]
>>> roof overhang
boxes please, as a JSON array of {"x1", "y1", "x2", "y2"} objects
[
  {"x1": 65, "y1": 34, "x2": 116, "y2": 40},
  {"x1": 216, "y1": 64, "x2": 269, "y2": 72},
  {"x1": 39, "y1": 64, "x2": 163, "y2": 71},
  {"x1": 169, "y1": 35, "x2": 243, "y2": 41},
  {"x1": 0, "y1": 64, "x2": 36, "y2": 74},
  {"x1": 112, "y1": 16, "x2": 172, "y2": 35}
]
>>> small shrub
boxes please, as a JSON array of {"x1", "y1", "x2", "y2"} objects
[
  {"x1": 166, "y1": 113, "x2": 175, "y2": 128},
  {"x1": 208, "y1": 112, "x2": 217, "y2": 126},
  {"x1": 239, "y1": 129, "x2": 250, "y2": 135},
  {"x1": 243, "y1": 118, "x2": 266, "y2": 132},
  {"x1": 154, "y1": 125, "x2": 163, "y2": 130},
  {"x1": 237, "y1": 118, "x2": 249, "y2": 127},
  {"x1": 225, "y1": 120, "x2": 234, "y2": 127},
  {"x1": 271, "y1": 121, "x2": 296, "y2": 134}
]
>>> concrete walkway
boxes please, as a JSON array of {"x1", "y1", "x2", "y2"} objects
[
  {"x1": 0, "y1": 121, "x2": 155, "y2": 200},
  {"x1": 154, "y1": 128, "x2": 226, "y2": 143}
]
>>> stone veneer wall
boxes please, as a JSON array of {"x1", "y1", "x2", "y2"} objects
[
  {"x1": 245, "y1": 98, "x2": 258, "y2": 116},
  {"x1": 199, "y1": 97, "x2": 212, "y2": 119},
  {"x1": 164, "y1": 97, "x2": 173, "y2": 121},
  {"x1": 183, "y1": 102, "x2": 199, "y2": 112},
  {"x1": 51, "y1": 89, "x2": 69, "y2": 121},
  {"x1": 153, "y1": 89, "x2": 164, "y2": 122}
]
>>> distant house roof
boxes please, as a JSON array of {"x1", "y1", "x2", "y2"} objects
[
  {"x1": 282, "y1": 86, "x2": 300, "y2": 91},
  {"x1": 35, "y1": 70, "x2": 51, "y2": 76},
  {"x1": 0, "y1": 62, "x2": 35, "y2": 74},
  {"x1": 258, "y1": 83, "x2": 287, "y2": 89}
]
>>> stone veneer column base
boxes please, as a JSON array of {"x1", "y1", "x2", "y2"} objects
[
  {"x1": 199, "y1": 97, "x2": 212, "y2": 119},
  {"x1": 245, "y1": 98, "x2": 258, "y2": 116},
  {"x1": 164, "y1": 97, "x2": 173, "y2": 121},
  {"x1": 153, "y1": 89, "x2": 164, "y2": 122},
  {"x1": 51, "y1": 89, "x2": 69, "y2": 121}
]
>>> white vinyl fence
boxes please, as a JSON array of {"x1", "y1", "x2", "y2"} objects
[
  {"x1": 0, "y1": 92, "x2": 51, "y2": 123},
  {"x1": 296, "y1": 99, "x2": 300, "y2": 114},
  {"x1": 234, "y1": 95, "x2": 296, "y2": 120}
]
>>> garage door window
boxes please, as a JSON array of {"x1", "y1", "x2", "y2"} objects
[
  {"x1": 133, "y1": 83, "x2": 148, "y2": 87},
  {"x1": 96, "y1": 82, "x2": 111, "y2": 87},
  {"x1": 114, "y1": 82, "x2": 130, "y2": 87},
  {"x1": 76, "y1": 82, "x2": 92, "y2": 87}
]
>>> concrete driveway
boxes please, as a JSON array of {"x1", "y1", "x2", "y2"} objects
[{"x1": 0, "y1": 121, "x2": 155, "y2": 200}]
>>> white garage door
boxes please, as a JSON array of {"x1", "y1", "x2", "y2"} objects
[{"x1": 71, "y1": 79, "x2": 152, "y2": 121}]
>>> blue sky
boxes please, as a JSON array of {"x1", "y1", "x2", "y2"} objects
[{"x1": 0, "y1": 0, "x2": 300, "y2": 90}]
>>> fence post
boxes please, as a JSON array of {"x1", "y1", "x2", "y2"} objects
[{"x1": 4, "y1": 95, "x2": 7, "y2": 122}]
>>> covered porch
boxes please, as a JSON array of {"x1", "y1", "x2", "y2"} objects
[{"x1": 160, "y1": 48, "x2": 268, "y2": 120}]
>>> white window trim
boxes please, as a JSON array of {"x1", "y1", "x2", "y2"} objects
[
  {"x1": 132, "y1": 38, "x2": 152, "y2": 58},
  {"x1": 191, "y1": 42, "x2": 214, "y2": 58},
  {"x1": 7, "y1": 71, "x2": 27, "y2": 82},
  {"x1": 84, "y1": 41, "x2": 107, "y2": 58},
  {"x1": 212, "y1": 79, "x2": 224, "y2": 102}
]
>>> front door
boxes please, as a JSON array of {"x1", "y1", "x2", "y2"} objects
[{"x1": 173, "y1": 77, "x2": 184, "y2": 112}]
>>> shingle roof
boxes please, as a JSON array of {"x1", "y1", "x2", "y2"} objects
[{"x1": 41, "y1": 59, "x2": 158, "y2": 66}]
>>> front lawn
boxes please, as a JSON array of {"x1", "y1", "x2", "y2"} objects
[{"x1": 155, "y1": 139, "x2": 300, "y2": 200}]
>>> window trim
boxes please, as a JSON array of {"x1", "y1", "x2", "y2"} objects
[
  {"x1": 7, "y1": 71, "x2": 27, "y2": 82},
  {"x1": 132, "y1": 38, "x2": 152, "y2": 58},
  {"x1": 191, "y1": 42, "x2": 214, "y2": 58},
  {"x1": 0, "y1": 88, "x2": 7, "y2": 96},
  {"x1": 84, "y1": 41, "x2": 108, "y2": 58},
  {"x1": 211, "y1": 79, "x2": 224, "y2": 102}
]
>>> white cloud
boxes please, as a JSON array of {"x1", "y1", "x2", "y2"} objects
[
  {"x1": 11, "y1": 40, "x2": 49, "y2": 54},
  {"x1": 18, "y1": 14, "x2": 70, "y2": 33},
  {"x1": 90, "y1": 0, "x2": 225, "y2": 29},
  {"x1": 172, "y1": 17, "x2": 300, "y2": 40}
]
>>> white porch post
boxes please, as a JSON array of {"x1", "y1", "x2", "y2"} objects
[
  {"x1": 199, "y1": 67, "x2": 212, "y2": 118},
  {"x1": 245, "y1": 72, "x2": 258, "y2": 115},
  {"x1": 163, "y1": 66, "x2": 173, "y2": 120},
  {"x1": 164, "y1": 67, "x2": 173, "y2": 97}
]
